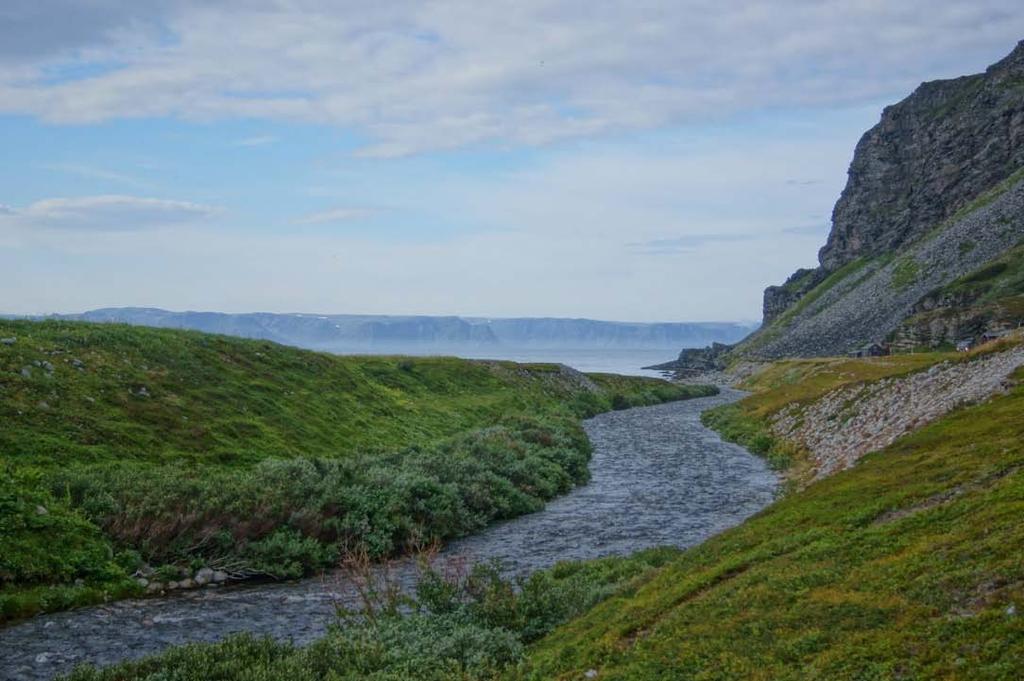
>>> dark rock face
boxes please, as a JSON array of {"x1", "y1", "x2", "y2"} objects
[
  {"x1": 648, "y1": 342, "x2": 733, "y2": 378},
  {"x1": 819, "y1": 41, "x2": 1024, "y2": 271},
  {"x1": 722, "y1": 41, "x2": 1024, "y2": 360},
  {"x1": 762, "y1": 269, "x2": 823, "y2": 324},
  {"x1": 742, "y1": 180, "x2": 1024, "y2": 358}
]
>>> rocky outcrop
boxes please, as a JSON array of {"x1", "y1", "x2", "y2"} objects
[
  {"x1": 645, "y1": 342, "x2": 732, "y2": 378},
  {"x1": 721, "y1": 41, "x2": 1024, "y2": 361},
  {"x1": 770, "y1": 343, "x2": 1024, "y2": 480},
  {"x1": 742, "y1": 177, "x2": 1024, "y2": 358},
  {"x1": 762, "y1": 269, "x2": 823, "y2": 324},
  {"x1": 820, "y1": 41, "x2": 1024, "y2": 270}
]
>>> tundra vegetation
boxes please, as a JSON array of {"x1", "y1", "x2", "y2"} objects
[
  {"x1": 0, "y1": 319, "x2": 711, "y2": 622},
  {"x1": 45, "y1": 339, "x2": 1024, "y2": 679}
]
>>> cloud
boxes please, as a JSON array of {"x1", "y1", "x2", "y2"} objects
[
  {"x1": 628, "y1": 233, "x2": 752, "y2": 256},
  {"x1": 293, "y1": 207, "x2": 375, "y2": 225},
  {"x1": 40, "y1": 162, "x2": 149, "y2": 188},
  {"x1": 0, "y1": 195, "x2": 216, "y2": 231},
  {"x1": 0, "y1": 2, "x2": 1020, "y2": 155},
  {"x1": 233, "y1": 135, "x2": 277, "y2": 147}
]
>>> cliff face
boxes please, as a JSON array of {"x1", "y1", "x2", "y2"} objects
[
  {"x1": 730, "y1": 41, "x2": 1024, "y2": 361},
  {"x1": 819, "y1": 42, "x2": 1024, "y2": 271}
]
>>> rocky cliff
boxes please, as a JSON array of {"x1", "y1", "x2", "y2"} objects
[{"x1": 674, "y1": 40, "x2": 1024, "y2": 368}]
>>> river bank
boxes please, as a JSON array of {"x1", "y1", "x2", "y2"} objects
[{"x1": 0, "y1": 390, "x2": 777, "y2": 681}]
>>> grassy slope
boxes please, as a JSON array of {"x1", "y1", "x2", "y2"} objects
[
  {"x1": 519, "y1": 352, "x2": 1024, "y2": 680},
  {"x1": 0, "y1": 319, "x2": 710, "y2": 622}
]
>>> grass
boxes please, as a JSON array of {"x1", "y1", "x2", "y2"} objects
[
  {"x1": 60, "y1": 348, "x2": 1024, "y2": 679},
  {"x1": 518, "y1": 352, "x2": 1024, "y2": 680},
  {"x1": 0, "y1": 319, "x2": 713, "y2": 623},
  {"x1": 58, "y1": 547, "x2": 683, "y2": 681},
  {"x1": 891, "y1": 257, "x2": 921, "y2": 291},
  {"x1": 941, "y1": 243, "x2": 1024, "y2": 306}
]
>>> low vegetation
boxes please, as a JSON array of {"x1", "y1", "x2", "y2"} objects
[
  {"x1": 520, "y1": 350, "x2": 1024, "y2": 679},
  {"x1": 942, "y1": 242, "x2": 1024, "y2": 305},
  {"x1": 0, "y1": 319, "x2": 712, "y2": 622},
  {"x1": 52, "y1": 346, "x2": 1024, "y2": 679},
  {"x1": 891, "y1": 257, "x2": 921, "y2": 290},
  {"x1": 59, "y1": 548, "x2": 682, "y2": 681}
]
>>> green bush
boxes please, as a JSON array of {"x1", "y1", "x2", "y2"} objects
[{"x1": 58, "y1": 548, "x2": 680, "y2": 681}]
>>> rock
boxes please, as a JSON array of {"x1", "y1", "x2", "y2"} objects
[
  {"x1": 584, "y1": 670, "x2": 598, "y2": 679},
  {"x1": 166, "y1": 581, "x2": 180, "y2": 590},
  {"x1": 20, "y1": 366, "x2": 32, "y2": 378},
  {"x1": 34, "y1": 505, "x2": 48, "y2": 516},
  {"x1": 732, "y1": 41, "x2": 1024, "y2": 360},
  {"x1": 770, "y1": 346, "x2": 1024, "y2": 480},
  {"x1": 194, "y1": 567, "x2": 215, "y2": 586},
  {"x1": 136, "y1": 577, "x2": 149, "y2": 588},
  {"x1": 146, "y1": 582, "x2": 164, "y2": 593},
  {"x1": 178, "y1": 578, "x2": 195, "y2": 589},
  {"x1": 132, "y1": 386, "x2": 151, "y2": 398},
  {"x1": 37, "y1": 401, "x2": 50, "y2": 410},
  {"x1": 74, "y1": 578, "x2": 84, "y2": 587},
  {"x1": 138, "y1": 564, "x2": 155, "y2": 577},
  {"x1": 71, "y1": 358, "x2": 85, "y2": 369},
  {"x1": 0, "y1": 337, "x2": 15, "y2": 345},
  {"x1": 212, "y1": 570, "x2": 229, "y2": 583},
  {"x1": 1008, "y1": 605, "x2": 1017, "y2": 617}
]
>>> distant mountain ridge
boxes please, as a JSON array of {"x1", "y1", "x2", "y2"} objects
[{"x1": 45, "y1": 307, "x2": 757, "y2": 353}]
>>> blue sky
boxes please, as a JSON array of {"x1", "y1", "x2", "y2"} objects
[{"x1": 1, "y1": 1, "x2": 1022, "y2": 321}]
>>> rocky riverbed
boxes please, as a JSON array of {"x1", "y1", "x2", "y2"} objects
[{"x1": 0, "y1": 389, "x2": 777, "y2": 681}]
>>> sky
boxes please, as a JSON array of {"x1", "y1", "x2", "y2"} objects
[{"x1": 1, "y1": 2, "x2": 1022, "y2": 322}]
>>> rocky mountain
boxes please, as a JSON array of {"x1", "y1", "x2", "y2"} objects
[
  {"x1": 51, "y1": 307, "x2": 756, "y2": 354},
  {"x1": 667, "y1": 41, "x2": 1024, "y2": 373}
]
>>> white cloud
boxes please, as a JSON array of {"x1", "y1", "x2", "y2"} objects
[
  {"x1": 39, "y1": 162, "x2": 150, "y2": 188},
  {"x1": 0, "y1": 1, "x2": 1020, "y2": 155},
  {"x1": 233, "y1": 135, "x2": 277, "y2": 147},
  {"x1": 1, "y1": 195, "x2": 216, "y2": 231},
  {"x1": 0, "y1": 121, "x2": 853, "y2": 320},
  {"x1": 293, "y1": 207, "x2": 376, "y2": 225}
]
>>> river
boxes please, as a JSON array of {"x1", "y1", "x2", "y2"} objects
[{"x1": 0, "y1": 389, "x2": 777, "y2": 681}]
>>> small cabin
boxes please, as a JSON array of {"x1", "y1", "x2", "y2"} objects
[
  {"x1": 849, "y1": 342, "x2": 889, "y2": 358},
  {"x1": 981, "y1": 329, "x2": 1011, "y2": 344},
  {"x1": 956, "y1": 338, "x2": 974, "y2": 352}
]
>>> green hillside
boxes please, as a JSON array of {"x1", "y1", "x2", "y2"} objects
[
  {"x1": 519, "y1": 349, "x2": 1024, "y2": 680},
  {"x1": 0, "y1": 319, "x2": 710, "y2": 622},
  {"x1": 51, "y1": 347, "x2": 1024, "y2": 680}
]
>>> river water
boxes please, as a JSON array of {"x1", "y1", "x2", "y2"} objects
[{"x1": 0, "y1": 389, "x2": 777, "y2": 681}]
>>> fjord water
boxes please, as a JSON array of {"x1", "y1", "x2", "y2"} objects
[
  {"x1": 441, "y1": 346, "x2": 677, "y2": 378},
  {"x1": 0, "y1": 390, "x2": 776, "y2": 681}
]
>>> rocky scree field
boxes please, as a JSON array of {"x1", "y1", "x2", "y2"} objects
[{"x1": 0, "y1": 319, "x2": 711, "y2": 623}]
